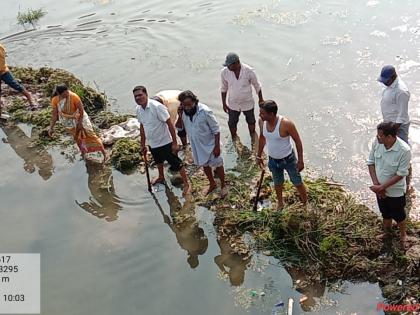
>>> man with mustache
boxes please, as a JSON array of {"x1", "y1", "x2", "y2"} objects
[{"x1": 176, "y1": 90, "x2": 227, "y2": 198}]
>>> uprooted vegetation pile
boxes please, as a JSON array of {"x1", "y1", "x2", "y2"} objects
[
  {"x1": 9, "y1": 66, "x2": 107, "y2": 115},
  {"x1": 110, "y1": 138, "x2": 142, "y2": 173},
  {"x1": 189, "y1": 140, "x2": 420, "y2": 309},
  {"x1": 1, "y1": 66, "x2": 138, "y2": 171}
]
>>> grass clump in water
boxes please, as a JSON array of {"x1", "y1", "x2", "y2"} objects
[
  {"x1": 110, "y1": 138, "x2": 141, "y2": 173},
  {"x1": 17, "y1": 8, "x2": 47, "y2": 28}
]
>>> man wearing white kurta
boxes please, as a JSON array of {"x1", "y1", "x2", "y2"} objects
[
  {"x1": 176, "y1": 90, "x2": 227, "y2": 198},
  {"x1": 378, "y1": 65, "x2": 410, "y2": 144}
]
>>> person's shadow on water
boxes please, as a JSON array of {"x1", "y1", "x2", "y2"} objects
[
  {"x1": 214, "y1": 237, "x2": 251, "y2": 286},
  {"x1": 76, "y1": 160, "x2": 122, "y2": 222},
  {"x1": 1, "y1": 122, "x2": 54, "y2": 180},
  {"x1": 153, "y1": 186, "x2": 208, "y2": 269},
  {"x1": 285, "y1": 266, "x2": 326, "y2": 311}
]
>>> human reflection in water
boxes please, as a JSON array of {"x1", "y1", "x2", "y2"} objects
[
  {"x1": 214, "y1": 237, "x2": 251, "y2": 286},
  {"x1": 154, "y1": 185, "x2": 208, "y2": 269},
  {"x1": 76, "y1": 160, "x2": 122, "y2": 222},
  {"x1": 286, "y1": 266, "x2": 326, "y2": 311},
  {"x1": 0, "y1": 122, "x2": 53, "y2": 180}
]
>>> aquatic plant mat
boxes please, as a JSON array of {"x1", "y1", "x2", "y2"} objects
[
  {"x1": 1, "y1": 66, "x2": 138, "y2": 171},
  {"x1": 189, "y1": 139, "x2": 420, "y2": 311},
  {"x1": 2, "y1": 67, "x2": 419, "y2": 312}
]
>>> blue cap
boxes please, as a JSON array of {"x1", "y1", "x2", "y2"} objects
[
  {"x1": 223, "y1": 52, "x2": 239, "y2": 66},
  {"x1": 378, "y1": 65, "x2": 396, "y2": 83}
]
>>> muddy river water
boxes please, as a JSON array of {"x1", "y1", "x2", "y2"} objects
[{"x1": 0, "y1": 0, "x2": 419, "y2": 314}]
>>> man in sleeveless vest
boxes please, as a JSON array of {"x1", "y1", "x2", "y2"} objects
[{"x1": 256, "y1": 100, "x2": 307, "y2": 210}]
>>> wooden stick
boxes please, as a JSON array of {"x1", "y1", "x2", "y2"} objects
[
  {"x1": 253, "y1": 169, "x2": 265, "y2": 211},
  {"x1": 287, "y1": 298, "x2": 294, "y2": 315},
  {"x1": 143, "y1": 152, "x2": 152, "y2": 192}
]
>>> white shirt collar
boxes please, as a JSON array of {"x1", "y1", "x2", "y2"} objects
[{"x1": 388, "y1": 77, "x2": 399, "y2": 89}]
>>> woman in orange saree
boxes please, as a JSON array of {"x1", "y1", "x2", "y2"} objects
[{"x1": 48, "y1": 84, "x2": 107, "y2": 162}]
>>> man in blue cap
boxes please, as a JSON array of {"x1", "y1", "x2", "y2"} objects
[
  {"x1": 221, "y1": 52, "x2": 264, "y2": 139},
  {"x1": 378, "y1": 65, "x2": 410, "y2": 144}
]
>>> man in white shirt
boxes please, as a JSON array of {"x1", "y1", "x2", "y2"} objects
[
  {"x1": 133, "y1": 86, "x2": 190, "y2": 195},
  {"x1": 378, "y1": 65, "x2": 410, "y2": 144},
  {"x1": 221, "y1": 52, "x2": 264, "y2": 138},
  {"x1": 367, "y1": 121, "x2": 411, "y2": 249}
]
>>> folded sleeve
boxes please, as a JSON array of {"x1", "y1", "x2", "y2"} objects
[
  {"x1": 396, "y1": 149, "x2": 411, "y2": 177},
  {"x1": 395, "y1": 91, "x2": 410, "y2": 124},
  {"x1": 205, "y1": 109, "x2": 220, "y2": 135},
  {"x1": 221, "y1": 70, "x2": 228, "y2": 93},
  {"x1": 367, "y1": 139, "x2": 377, "y2": 165},
  {"x1": 156, "y1": 103, "x2": 170, "y2": 122},
  {"x1": 51, "y1": 96, "x2": 59, "y2": 109},
  {"x1": 249, "y1": 69, "x2": 262, "y2": 93}
]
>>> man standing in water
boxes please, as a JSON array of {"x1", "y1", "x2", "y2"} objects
[
  {"x1": 378, "y1": 65, "x2": 410, "y2": 144},
  {"x1": 256, "y1": 100, "x2": 307, "y2": 210},
  {"x1": 176, "y1": 90, "x2": 228, "y2": 198},
  {"x1": 133, "y1": 86, "x2": 190, "y2": 195},
  {"x1": 221, "y1": 52, "x2": 264, "y2": 139},
  {"x1": 0, "y1": 42, "x2": 36, "y2": 117},
  {"x1": 367, "y1": 122, "x2": 411, "y2": 249}
]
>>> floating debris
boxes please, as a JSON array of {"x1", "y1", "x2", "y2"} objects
[
  {"x1": 370, "y1": 30, "x2": 388, "y2": 38},
  {"x1": 366, "y1": 0, "x2": 379, "y2": 7},
  {"x1": 392, "y1": 24, "x2": 409, "y2": 33}
]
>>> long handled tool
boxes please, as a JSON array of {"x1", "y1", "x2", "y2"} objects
[
  {"x1": 143, "y1": 152, "x2": 152, "y2": 192},
  {"x1": 253, "y1": 169, "x2": 265, "y2": 211},
  {"x1": 287, "y1": 298, "x2": 294, "y2": 315}
]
